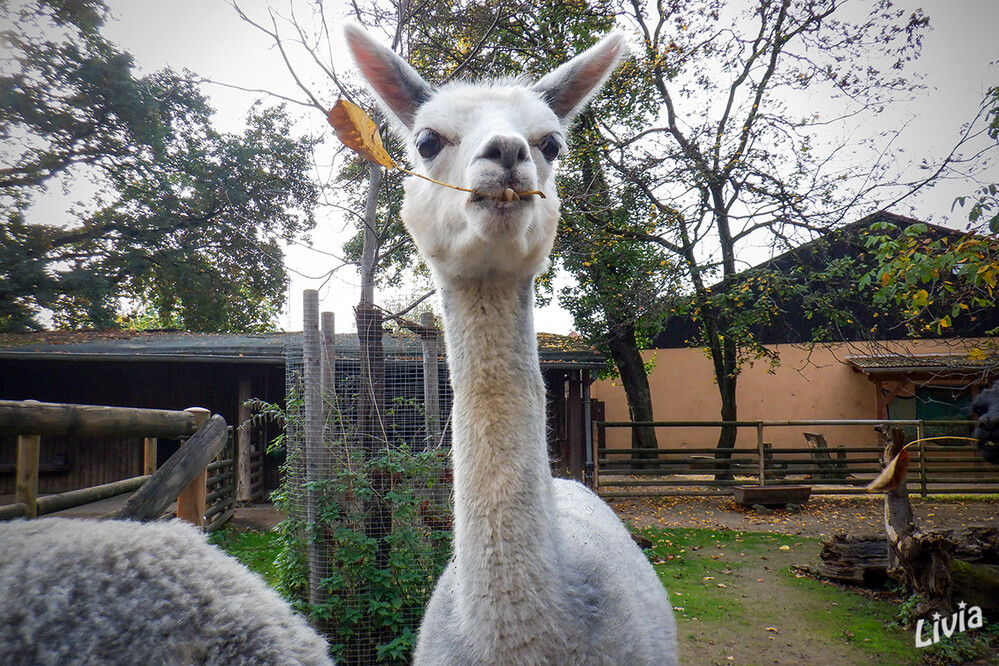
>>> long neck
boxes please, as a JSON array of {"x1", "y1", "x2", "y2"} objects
[{"x1": 439, "y1": 277, "x2": 565, "y2": 652}]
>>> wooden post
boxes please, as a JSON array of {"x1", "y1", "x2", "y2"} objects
[
  {"x1": 756, "y1": 422, "x2": 766, "y2": 487},
  {"x1": 566, "y1": 371, "x2": 585, "y2": 481},
  {"x1": 16, "y1": 434, "x2": 40, "y2": 519},
  {"x1": 917, "y1": 420, "x2": 927, "y2": 497},
  {"x1": 111, "y1": 415, "x2": 229, "y2": 523},
  {"x1": 236, "y1": 375, "x2": 253, "y2": 503},
  {"x1": 321, "y1": 311, "x2": 336, "y2": 421},
  {"x1": 176, "y1": 407, "x2": 211, "y2": 527},
  {"x1": 303, "y1": 290, "x2": 327, "y2": 615},
  {"x1": 420, "y1": 312, "x2": 441, "y2": 447},
  {"x1": 591, "y1": 421, "x2": 601, "y2": 495},
  {"x1": 143, "y1": 437, "x2": 157, "y2": 476}
]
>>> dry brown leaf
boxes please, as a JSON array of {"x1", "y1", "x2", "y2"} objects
[
  {"x1": 866, "y1": 449, "x2": 910, "y2": 493},
  {"x1": 327, "y1": 98, "x2": 546, "y2": 199},
  {"x1": 327, "y1": 99, "x2": 396, "y2": 169}
]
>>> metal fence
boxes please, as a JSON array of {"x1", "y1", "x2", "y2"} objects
[
  {"x1": 593, "y1": 419, "x2": 999, "y2": 498},
  {"x1": 280, "y1": 293, "x2": 452, "y2": 665}
]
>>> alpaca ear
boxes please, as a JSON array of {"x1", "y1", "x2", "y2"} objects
[
  {"x1": 533, "y1": 32, "x2": 628, "y2": 123},
  {"x1": 344, "y1": 23, "x2": 434, "y2": 130}
]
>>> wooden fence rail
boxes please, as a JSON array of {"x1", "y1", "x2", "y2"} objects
[
  {"x1": 593, "y1": 419, "x2": 998, "y2": 498},
  {"x1": 0, "y1": 400, "x2": 233, "y2": 530}
]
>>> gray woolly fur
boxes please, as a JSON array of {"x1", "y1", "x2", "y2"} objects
[{"x1": 0, "y1": 518, "x2": 333, "y2": 666}]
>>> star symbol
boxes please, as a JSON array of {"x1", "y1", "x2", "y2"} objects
[
  {"x1": 932, "y1": 612, "x2": 941, "y2": 621},
  {"x1": 958, "y1": 601, "x2": 967, "y2": 610}
]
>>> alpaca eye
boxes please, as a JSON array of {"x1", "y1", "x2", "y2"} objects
[
  {"x1": 416, "y1": 129, "x2": 444, "y2": 159},
  {"x1": 538, "y1": 134, "x2": 560, "y2": 162}
]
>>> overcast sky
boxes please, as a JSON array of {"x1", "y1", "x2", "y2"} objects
[{"x1": 27, "y1": 0, "x2": 999, "y2": 333}]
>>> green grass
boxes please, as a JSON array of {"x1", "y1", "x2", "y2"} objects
[
  {"x1": 210, "y1": 522, "x2": 999, "y2": 664},
  {"x1": 922, "y1": 493, "x2": 999, "y2": 503},
  {"x1": 209, "y1": 526, "x2": 283, "y2": 588},
  {"x1": 644, "y1": 527, "x2": 921, "y2": 662}
]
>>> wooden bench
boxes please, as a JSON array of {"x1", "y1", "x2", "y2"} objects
[{"x1": 732, "y1": 485, "x2": 811, "y2": 507}]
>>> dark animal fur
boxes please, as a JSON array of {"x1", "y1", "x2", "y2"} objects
[{"x1": 972, "y1": 380, "x2": 999, "y2": 464}]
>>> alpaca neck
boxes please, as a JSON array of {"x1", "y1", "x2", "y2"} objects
[{"x1": 439, "y1": 276, "x2": 565, "y2": 651}]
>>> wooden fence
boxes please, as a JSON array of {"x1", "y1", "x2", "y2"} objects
[
  {"x1": 0, "y1": 400, "x2": 235, "y2": 530},
  {"x1": 593, "y1": 419, "x2": 999, "y2": 498}
]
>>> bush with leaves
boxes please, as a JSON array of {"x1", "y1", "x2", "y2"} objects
[{"x1": 266, "y1": 395, "x2": 452, "y2": 665}]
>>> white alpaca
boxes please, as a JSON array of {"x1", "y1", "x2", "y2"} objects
[
  {"x1": 0, "y1": 518, "x2": 333, "y2": 665},
  {"x1": 345, "y1": 26, "x2": 677, "y2": 665}
]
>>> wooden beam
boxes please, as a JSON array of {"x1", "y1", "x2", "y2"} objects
[
  {"x1": 108, "y1": 413, "x2": 228, "y2": 523},
  {"x1": 15, "y1": 434, "x2": 40, "y2": 519},
  {"x1": 236, "y1": 376, "x2": 253, "y2": 503},
  {"x1": 37, "y1": 475, "x2": 150, "y2": 516},
  {"x1": 143, "y1": 437, "x2": 157, "y2": 476},
  {"x1": 0, "y1": 400, "x2": 198, "y2": 438},
  {"x1": 420, "y1": 312, "x2": 441, "y2": 446},
  {"x1": 175, "y1": 408, "x2": 212, "y2": 527},
  {"x1": 566, "y1": 371, "x2": 584, "y2": 482}
]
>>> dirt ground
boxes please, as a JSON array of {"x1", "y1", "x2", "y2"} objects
[
  {"x1": 610, "y1": 494, "x2": 999, "y2": 666},
  {"x1": 610, "y1": 493, "x2": 999, "y2": 539}
]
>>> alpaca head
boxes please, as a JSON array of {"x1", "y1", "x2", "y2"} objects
[{"x1": 344, "y1": 25, "x2": 625, "y2": 284}]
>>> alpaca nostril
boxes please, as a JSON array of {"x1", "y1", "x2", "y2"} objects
[{"x1": 479, "y1": 136, "x2": 530, "y2": 170}]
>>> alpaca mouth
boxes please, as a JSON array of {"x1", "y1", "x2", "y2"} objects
[{"x1": 468, "y1": 188, "x2": 541, "y2": 204}]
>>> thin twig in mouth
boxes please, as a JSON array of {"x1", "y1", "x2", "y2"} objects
[{"x1": 469, "y1": 187, "x2": 544, "y2": 202}]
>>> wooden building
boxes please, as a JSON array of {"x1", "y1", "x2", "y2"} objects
[{"x1": 0, "y1": 329, "x2": 602, "y2": 498}]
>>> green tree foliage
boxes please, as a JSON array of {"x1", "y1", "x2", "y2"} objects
[
  {"x1": 865, "y1": 87, "x2": 999, "y2": 339},
  {"x1": 0, "y1": 0, "x2": 318, "y2": 331}
]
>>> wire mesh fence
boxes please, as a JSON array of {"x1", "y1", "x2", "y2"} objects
[{"x1": 280, "y1": 295, "x2": 453, "y2": 664}]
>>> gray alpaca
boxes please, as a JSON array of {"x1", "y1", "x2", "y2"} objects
[
  {"x1": 344, "y1": 25, "x2": 678, "y2": 666},
  {"x1": 0, "y1": 518, "x2": 332, "y2": 665}
]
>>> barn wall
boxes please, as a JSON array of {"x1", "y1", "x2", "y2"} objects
[
  {"x1": 0, "y1": 359, "x2": 284, "y2": 495},
  {"x1": 591, "y1": 338, "x2": 992, "y2": 453}
]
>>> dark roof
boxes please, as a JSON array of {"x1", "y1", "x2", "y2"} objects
[
  {"x1": 653, "y1": 211, "x2": 999, "y2": 348},
  {"x1": 846, "y1": 352, "x2": 999, "y2": 375},
  {"x1": 0, "y1": 329, "x2": 604, "y2": 369}
]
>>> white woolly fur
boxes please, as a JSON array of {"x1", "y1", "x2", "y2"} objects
[{"x1": 345, "y1": 24, "x2": 678, "y2": 665}]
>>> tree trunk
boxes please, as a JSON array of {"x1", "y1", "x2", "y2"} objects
[
  {"x1": 352, "y1": 162, "x2": 391, "y2": 663},
  {"x1": 708, "y1": 325, "x2": 739, "y2": 481},
  {"x1": 605, "y1": 318, "x2": 658, "y2": 463},
  {"x1": 878, "y1": 427, "x2": 999, "y2": 620}
]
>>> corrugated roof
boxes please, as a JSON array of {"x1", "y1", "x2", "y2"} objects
[
  {"x1": 846, "y1": 352, "x2": 999, "y2": 374},
  {"x1": 0, "y1": 330, "x2": 604, "y2": 368}
]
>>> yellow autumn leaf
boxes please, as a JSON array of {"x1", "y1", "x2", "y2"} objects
[
  {"x1": 327, "y1": 99, "x2": 397, "y2": 169},
  {"x1": 327, "y1": 99, "x2": 546, "y2": 200},
  {"x1": 866, "y1": 448, "x2": 910, "y2": 493}
]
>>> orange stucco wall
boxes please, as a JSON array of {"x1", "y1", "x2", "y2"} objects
[{"x1": 590, "y1": 338, "x2": 993, "y2": 453}]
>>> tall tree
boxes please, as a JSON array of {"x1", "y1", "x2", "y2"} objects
[
  {"x1": 582, "y1": 0, "x2": 935, "y2": 474},
  {"x1": 557, "y1": 108, "x2": 681, "y2": 457},
  {"x1": 0, "y1": 0, "x2": 318, "y2": 332}
]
